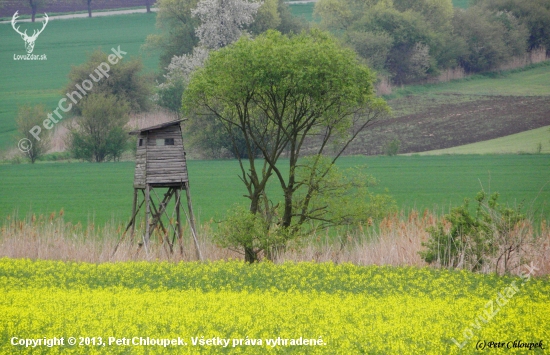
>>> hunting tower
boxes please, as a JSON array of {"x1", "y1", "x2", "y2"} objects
[{"x1": 117, "y1": 119, "x2": 201, "y2": 260}]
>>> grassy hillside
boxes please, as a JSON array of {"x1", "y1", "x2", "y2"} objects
[
  {"x1": 417, "y1": 126, "x2": 550, "y2": 155},
  {"x1": 1, "y1": 155, "x2": 548, "y2": 226},
  {"x1": 388, "y1": 63, "x2": 550, "y2": 98},
  {"x1": 0, "y1": 13, "x2": 159, "y2": 151},
  {"x1": 348, "y1": 63, "x2": 550, "y2": 155}
]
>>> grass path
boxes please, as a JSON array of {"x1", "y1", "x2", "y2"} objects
[{"x1": 416, "y1": 126, "x2": 550, "y2": 155}]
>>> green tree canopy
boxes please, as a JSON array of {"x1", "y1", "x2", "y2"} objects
[
  {"x1": 315, "y1": 0, "x2": 455, "y2": 83},
  {"x1": 143, "y1": 0, "x2": 201, "y2": 68},
  {"x1": 452, "y1": 6, "x2": 528, "y2": 72},
  {"x1": 16, "y1": 104, "x2": 50, "y2": 163},
  {"x1": 184, "y1": 30, "x2": 389, "y2": 261},
  {"x1": 64, "y1": 49, "x2": 152, "y2": 115},
  {"x1": 67, "y1": 94, "x2": 130, "y2": 162},
  {"x1": 474, "y1": 0, "x2": 550, "y2": 53},
  {"x1": 314, "y1": 0, "x2": 536, "y2": 82}
]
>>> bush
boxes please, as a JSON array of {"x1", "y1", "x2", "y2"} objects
[
  {"x1": 214, "y1": 205, "x2": 291, "y2": 262},
  {"x1": 15, "y1": 104, "x2": 51, "y2": 163},
  {"x1": 37, "y1": 152, "x2": 72, "y2": 162},
  {"x1": 67, "y1": 94, "x2": 130, "y2": 162},
  {"x1": 452, "y1": 7, "x2": 528, "y2": 73},
  {"x1": 384, "y1": 138, "x2": 401, "y2": 156},
  {"x1": 420, "y1": 191, "x2": 530, "y2": 274}
]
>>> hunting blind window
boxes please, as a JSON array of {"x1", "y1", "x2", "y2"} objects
[
  {"x1": 155, "y1": 138, "x2": 174, "y2": 146},
  {"x1": 139, "y1": 139, "x2": 143, "y2": 146}
]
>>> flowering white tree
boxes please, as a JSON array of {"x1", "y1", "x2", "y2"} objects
[
  {"x1": 192, "y1": 0, "x2": 261, "y2": 50},
  {"x1": 163, "y1": 47, "x2": 210, "y2": 87},
  {"x1": 157, "y1": 0, "x2": 261, "y2": 111}
]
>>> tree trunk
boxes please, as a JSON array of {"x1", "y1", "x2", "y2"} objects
[
  {"x1": 244, "y1": 190, "x2": 261, "y2": 263},
  {"x1": 282, "y1": 189, "x2": 293, "y2": 228},
  {"x1": 87, "y1": 0, "x2": 92, "y2": 17},
  {"x1": 30, "y1": 1, "x2": 36, "y2": 22},
  {"x1": 145, "y1": 0, "x2": 151, "y2": 13},
  {"x1": 244, "y1": 247, "x2": 257, "y2": 263}
]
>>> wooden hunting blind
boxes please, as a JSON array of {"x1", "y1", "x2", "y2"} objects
[
  {"x1": 116, "y1": 119, "x2": 202, "y2": 260},
  {"x1": 133, "y1": 120, "x2": 188, "y2": 188}
]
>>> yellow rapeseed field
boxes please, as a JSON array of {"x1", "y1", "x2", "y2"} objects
[{"x1": 1, "y1": 259, "x2": 548, "y2": 354}]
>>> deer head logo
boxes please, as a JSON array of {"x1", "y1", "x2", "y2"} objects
[{"x1": 11, "y1": 11, "x2": 49, "y2": 54}]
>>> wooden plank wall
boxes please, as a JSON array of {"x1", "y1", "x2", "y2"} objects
[
  {"x1": 145, "y1": 125, "x2": 189, "y2": 185},
  {"x1": 133, "y1": 134, "x2": 147, "y2": 188}
]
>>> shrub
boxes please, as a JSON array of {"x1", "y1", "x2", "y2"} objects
[
  {"x1": 420, "y1": 191, "x2": 529, "y2": 274},
  {"x1": 384, "y1": 138, "x2": 401, "y2": 156}
]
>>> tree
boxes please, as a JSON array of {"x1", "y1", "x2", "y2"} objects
[
  {"x1": 314, "y1": 0, "x2": 455, "y2": 83},
  {"x1": 64, "y1": 49, "x2": 152, "y2": 115},
  {"x1": 143, "y1": 0, "x2": 202, "y2": 69},
  {"x1": 452, "y1": 6, "x2": 528, "y2": 73},
  {"x1": 155, "y1": 0, "x2": 307, "y2": 158},
  {"x1": 192, "y1": 0, "x2": 261, "y2": 50},
  {"x1": 67, "y1": 94, "x2": 130, "y2": 162},
  {"x1": 357, "y1": 4, "x2": 436, "y2": 83},
  {"x1": 474, "y1": 0, "x2": 550, "y2": 54},
  {"x1": 25, "y1": 0, "x2": 52, "y2": 22},
  {"x1": 83, "y1": 0, "x2": 93, "y2": 17},
  {"x1": 156, "y1": 0, "x2": 263, "y2": 158},
  {"x1": 247, "y1": 0, "x2": 280, "y2": 34},
  {"x1": 246, "y1": 0, "x2": 309, "y2": 35},
  {"x1": 274, "y1": 0, "x2": 309, "y2": 34},
  {"x1": 155, "y1": 48, "x2": 202, "y2": 116},
  {"x1": 184, "y1": 30, "x2": 389, "y2": 261},
  {"x1": 16, "y1": 104, "x2": 50, "y2": 163}
]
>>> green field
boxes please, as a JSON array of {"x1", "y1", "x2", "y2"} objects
[
  {"x1": 0, "y1": 13, "x2": 159, "y2": 150},
  {"x1": 387, "y1": 63, "x2": 550, "y2": 99},
  {"x1": 419, "y1": 126, "x2": 550, "y2": 155},
  {"x1": 289, "y1": 3, "x2": 317, "y2": 23},
  {"x1": 289, "y1": 0, "x2": 470, "y2": 23},
  {"x1": 1, "y1": 155, "x2": 548, "y2": 226},
  {"x1": 452, "y1": 0, "x2": 471, "y2": 9}
]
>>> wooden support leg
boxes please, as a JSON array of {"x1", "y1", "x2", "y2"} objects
[
  {"x1": 185, "y1": 182, "x2": 202, "y2": 261},
  {"x1": 113, "y1": 189, "x2": 143, "y2": 257},
  {"x1": 175, "y1": 189, "x2": 184, "y2": 256},
  {"x1": 144, "y1": 184, "x2": 151, "y2": 250},
  {"x1": 149, "y1": 188, "x2": 174, "y2": 237},
  {"x1": 129, "y1": 188, "x2": 138, "y2": 241}
]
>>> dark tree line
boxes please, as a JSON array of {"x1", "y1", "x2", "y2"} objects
[{"x1": 315, "y1": 0, "x2": 550, "y2": 84}]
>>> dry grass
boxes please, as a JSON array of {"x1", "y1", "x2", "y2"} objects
[
  {"x1": 375, "y1": 76, "x2": 393, "y2": 95},
  {"x1": 498, "y1": 47, "x2": 548, "y2": 71},
  {"x1": 431, "y1": 67, "x2": 466, "y2": 83},
  {"x1": 2, "y1": 210, "x2": 548, "y2": 275},
  {"x1": 415, "y1": 48, "x2": 548, "y2": 87}
]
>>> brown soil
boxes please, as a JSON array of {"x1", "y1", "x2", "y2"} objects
[{"x1": 349, "y1": 95, "x2": 550, "y2": 155}]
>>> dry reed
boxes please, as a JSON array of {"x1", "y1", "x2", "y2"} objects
[{"x1": 2, "y1": 210, "x2": 548, "y2": 275}]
